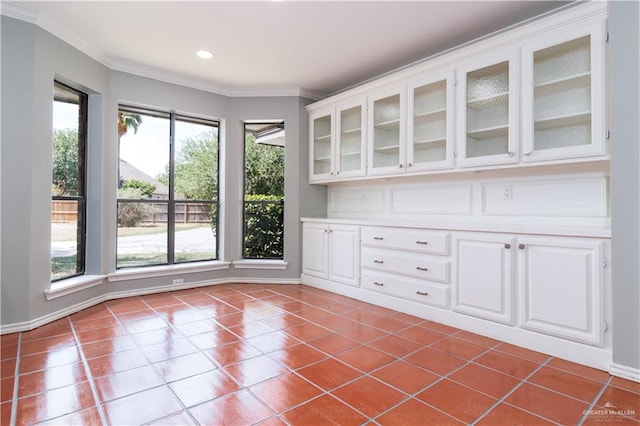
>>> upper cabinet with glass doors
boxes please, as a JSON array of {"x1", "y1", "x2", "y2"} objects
[
  {"x1": 407, "y1": 72, "x2": 455, "y2": 172},
  {"x1": 521, "y1": 22, "x2": 606, "y2": 163},
  {"x1": 457, "y1": 50, "x2": 519, "y2": 168},
  {"x1": 309, "y1": 107, "x2": 334, "y2": 182},
  {"x1": 309, "y1": 99, "x2": 366, "y2": 183},
  {"x1": 367, "y1": 86, "x2": 406, "y2": 176}
]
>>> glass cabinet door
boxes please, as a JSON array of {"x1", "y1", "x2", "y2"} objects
[
  {"x1": 310, "y1": 111, "x2": 334, "y2": 181},
  {"x1": 368, "y1": 87, "x2": 405, "y2": 176},
  {"x1": 408, "y1": 72, "x2": 454, "y2": 171},
  {"x1": 457, "y1": 51, "x2": 518, "y2": 168},
  {"x1": 523, "y1": 23, "x2": 605, "y2": 162},
  {"x1": 336, "y1": 101, "x2": 366, "y2": 178}
]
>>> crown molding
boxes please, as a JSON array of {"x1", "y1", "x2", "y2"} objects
[{"x1": 1, "y1": 2, "x2": 323, "y2": 100}]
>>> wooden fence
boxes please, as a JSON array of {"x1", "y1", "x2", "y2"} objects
[{"x1": 52, "y1": 200, "x2": 213, "y2": 224}]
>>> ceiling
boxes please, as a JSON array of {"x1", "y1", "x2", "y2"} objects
[{"x1": 5, "y1": 1, "x2": 570, "y2": 98}]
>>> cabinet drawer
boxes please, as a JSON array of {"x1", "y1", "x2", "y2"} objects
[
  {"x1": 362, "y1": 271, "x2": 450, "y2": 308},
  {"x1": 362, "y1": 227, "x2": 450, "y2": 255},
  {"x1": 362, "y1": 247, "x2": 450, "y2": 283}
]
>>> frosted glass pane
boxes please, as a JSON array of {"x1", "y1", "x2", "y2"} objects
[
  {"x1": 534, "y1": 36, "x2": 590, "y2": 85},
  {"x1": 374, "y1": 95, "x2": 400, "y2": 124},
  {"x1": 533, "y1": 35, "x2": 592, "y2": 150},
  {"x1": 534, "y1": 80, "x2": 590, "y2": 120},
  {"x1": 535, "y1": 118, "x2": 591, "y2": 150},
  {"x1": 467, "y1": 62, "x2": 509, "y2": 100},
  {"x1": 466, "y1": 61, "x2": 509, "y2": 158}
]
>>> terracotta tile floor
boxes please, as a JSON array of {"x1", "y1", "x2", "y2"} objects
[{"x1": 1, "y1": 283, "x2": 639, "y2": 425}]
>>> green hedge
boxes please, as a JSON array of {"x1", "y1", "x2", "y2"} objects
[{"x1": 243, "y1": 194, "x2": 284, "y2": 259}]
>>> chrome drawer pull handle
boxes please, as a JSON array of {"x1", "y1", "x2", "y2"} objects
[
  {"x1": 374, "y1": 260, "x2": 384, "y2": 264},
  {"x1": 374, "y1": 282, "x2": 384, "y2": 286},
  {"x1": 416, "y1": 266, "x2": 429, "y2": 271},
  {"x1": 504, "y1": 243, "x2": 511, "y2": 249},
  {"x1": 373, "y1": 237, "x2": 384, "y2": 240},
  {"x1": 416, "y1": 291, "x2": 429, "y2": 296},
  {"x1": 416, "y1": 241, "x2": 428, "y2": 245}
]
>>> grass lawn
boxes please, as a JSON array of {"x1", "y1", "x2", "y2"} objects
[{"x1": 51, "y1": 223, "x2": 207, "y2": 241}]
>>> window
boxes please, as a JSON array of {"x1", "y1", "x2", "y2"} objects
[
  {"x1": 117, "y1": 106, "x2": 219, "y2": 268},
  {"x1": 243, "y1": 122, "x2": 285, "y2": 259},
  {"x1": 51, "y1": 81, "x2": 88, "y2": 281}
]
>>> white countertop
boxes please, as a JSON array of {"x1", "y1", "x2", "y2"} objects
[{"x1": 301, "y1": 217, "x2": 611, "y2": 238}]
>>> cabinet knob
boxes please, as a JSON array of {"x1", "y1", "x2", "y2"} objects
[
  {"x1": 524, "y1": 151, "x2": 531, "y2": 156},
  {"x1": 416, "y1": 291, "x2": 429, "y2": 296},
  {"x1": 416, "y1": 240, "x2": 428, "y2": 245},
  {"x1": 373, "y1": 260, "x2": 384, "y2": 264},
  {"x1": 330, "y1": 171, "x2": 334, "y2": 175},
  {"x1": 374, "y1": 282, "x2": 384, "y2": 286},
  {"x1": 336, "y1": 171, "x2": 340, "y2": 174},
  {"x1": 519, "y1": 243, "x2": 525, "y2": 249},
  {"x1": 504, "y1": 243, "x2": 511, "y2": 249},
  {"x1": 508, "y1": 151, "x2": 516, "y2": 157},
  {"x1": 408, "y1": 162, "x2": 413, "y2": 167},
  {"x1": 399, "y1": 164, "x2": 404, "y2": 168}
]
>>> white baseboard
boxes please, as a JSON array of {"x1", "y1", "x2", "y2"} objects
[
  {"x1": 610, "y1": 363, "x2": 640, "y2": 383},
  {"x1": 0, "y1": 277, "x2": 301, "y2": 334}
]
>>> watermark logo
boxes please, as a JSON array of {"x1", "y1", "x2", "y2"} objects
[{"x1": 584, "y1": 402, "x2": 637, "y2": 423}]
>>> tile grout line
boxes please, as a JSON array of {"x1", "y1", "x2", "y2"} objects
[
  {"x1": 577, "y1": 374, "x2": 614, "y2": 426},
  {"x1": 9, "y1": 333, "x2": 22, "y2": 426},
  {"x1": 67, "y1": 316, "x2": 109, "y2": 426},
  {"x1": 108, "y1": 298, "x2": 200, "y2": 425},
  {"x1": 368, "y1": 335, "x2": 500, "y2": 424},
  {"x1": 469, "y1": 356, "x2": 559, "y2": 426}
]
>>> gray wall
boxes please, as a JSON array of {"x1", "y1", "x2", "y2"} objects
[
  {"x1": 0, "y1": 16, "x2": 325, "y2": 326},
  {"x1": 610, "y1": 0, "x2": 640, "y2": 372}
]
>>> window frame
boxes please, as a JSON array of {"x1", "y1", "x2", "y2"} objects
[
  {"x1": 242, "y1": 121, "x2": 285, "y2": 260},
  {"x1": 51, "y1": 81, "x2": 88, "y2": 282},
  {"x1": 116, "y1": 105, "x2": 220, "y2": 269}
]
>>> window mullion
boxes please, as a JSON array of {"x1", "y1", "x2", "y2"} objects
[{"x1": 168, "y1": 113, "x2": 176, "y2": 265}]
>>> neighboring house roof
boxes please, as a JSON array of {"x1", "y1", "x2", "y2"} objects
[{"x1": 119, "y1": 159, "x2": 169, "y2": 197}]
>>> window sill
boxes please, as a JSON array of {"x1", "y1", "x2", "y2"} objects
[
  {"x1": 107, "y1": 261, "x2": 231, "y2": 282},
  {"x1": 46, "y1": 275, "x2": 106, "y2": 300},
  {"x1": 232, "y1": 260, "x2": 288, "y2": 270}
]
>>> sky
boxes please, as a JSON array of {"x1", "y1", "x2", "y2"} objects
[{"x1": 53, "y1": 102, "x2": 212, "y2": 178}]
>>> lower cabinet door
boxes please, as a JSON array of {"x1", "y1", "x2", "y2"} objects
[
  {"x1": 302, "y1": 223, "x2": 329, "y2": 279},
  {"x1": 329, "y1": 225, "x2": 360, "y2": 287},
  {"x1": 362, "y1": 270, "x2": 450, "y2": 308},
  {"x1": 519, "y1": 236, "x2": 604, "y2": 346},
  {"x1": 454, "y1": 235, "x2": 515, "y2": 325}
]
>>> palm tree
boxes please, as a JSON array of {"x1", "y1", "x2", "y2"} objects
[
  {"x1": 117, "y1": 112, "x2": 143, "y2": 188},
  {"x1": 118, "y1": 112, "x2": 142, "y2": 139}
]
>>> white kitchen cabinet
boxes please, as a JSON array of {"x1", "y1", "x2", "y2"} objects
[
  {"x1": 309, "y1": 108, "x2": 334, "y2": 182},
  {"x1": 367, "y1": 86, "x2": 406, "y2": 176},
  {"x1": 302, "y1": 222, "x2": 360, "y2": 287},
  {"x1": 519, "y1": 236, "x2": 605, "y2": 346},
  {"x1": 457, "y1": 50, "x2": 520, "y2": 168},
  {"x1": 407, "y1": 72, "x2": 455, "y2": 172},
  {"x1": 453, "y1": 233, "x2": 605, "y2": 345},
  {"x1": 309, "y1": 101, "x2": 366, "y2": 183},
  {"x1": 454, "y1": 234, "x2": 515, "y2": 325},
  {"x1": 361, "y1": 226, "x2": 452, "y2": 308},
  {"x1": 335, "y1": 100, "x2": 367, "y2": 179},
  {"x1": 522, "y1": 22, "x2": 606, "y2": 163}
]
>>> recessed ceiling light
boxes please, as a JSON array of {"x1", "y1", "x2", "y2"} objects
[{"x1": 196, "y1": 50, "x2": 213, "y2": 60}]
